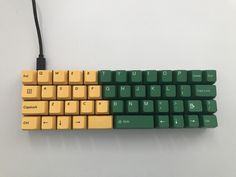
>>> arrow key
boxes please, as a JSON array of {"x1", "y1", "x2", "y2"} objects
[
  {"x1": 155, "y1": 115, "x2": 169, "y2": 128},
  {"x1": 185, "y1": 115, "x2": 199, "y2": 128}
]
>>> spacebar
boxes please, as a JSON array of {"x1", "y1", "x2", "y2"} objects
[{"x1": 114, "y1": 115, "x2": 154, "y2": 129}]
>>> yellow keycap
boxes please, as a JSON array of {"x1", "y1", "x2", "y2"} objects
[
  {"x1": 84, "y1": 70, "x2": 98, "y2": 84},
  {"x1": 22, "y1": 70, "x2": 37, "y2": 85},
  {"x1": 49, "y1": 101, "x2": 64, "y2": 115},
  {"x1": 41, "y1": 116, "x2": 56, "y2": 130},
  {"x1": 57, "y1": 116, "x2": 72, "y2": 130},
  {"x1": 22, "y1": 86, "x2": 41, "y2": 100},
  {"x1": 96, "y1": 100, "x2": 109, "y2": 114},
  {"x1": 53, "y1": 70, "x2": 68, "y2": 84},
  {"x1": 88, "y1": 116, "x2": 113, "y2": 129},
  {"x1": 41, "y1": 86, "x2": 56, "y2": 100},
  {"x1": 88, "y1": 85, "x2": 101, "y2": 99},
  {"x1": 73, "y1": 116, "x2": 87, "y2": 129},
  {"x1": 65, "y1": 101, "x2": 79, "y2": 115},
  {"x1": 57, "y1": 86, "x2": 71, "y2": 100},
  {"x1": 69, "y1": 70, "x2": 83, "y2": 84},
  {"x1": 38, "y1": 70, "x2": 52, "y2": 84},
  {"x1": 22, "y1": 101, "x2": 48, "y2": 115},
  {"x1": 22, "y1": 116, "x2": 41, "y2": 130},
  {"x1": 72, "y1": 86, "x2": 87, "y2": 100},
  {"x1": 80, "y1": 101, "x2": 94, "y2": 115}
]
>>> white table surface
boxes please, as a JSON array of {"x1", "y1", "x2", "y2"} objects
[{"x1": 0, "y1": 0, "x2": 236, "y2": 177}]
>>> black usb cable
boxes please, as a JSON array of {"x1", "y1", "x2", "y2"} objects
[{"x1": 32, "y1": 0, "x2": 46, "y2": 70}]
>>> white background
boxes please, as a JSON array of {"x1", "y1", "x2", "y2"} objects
[{"x1": 0, "y1": 0, "x2": 236, "y2": 177}]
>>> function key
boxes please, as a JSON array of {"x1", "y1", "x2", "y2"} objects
[
  {"x1": 115, "y1": 70, "x2": 127, "y2": 83},
  {"x1": 99, "y1": 70, "x2": 113, "y2": 84},
  {"x1": 129, "y1": 70, "x2": 142, "y2": 83},
  {"x1": 173, "y1": 70, "x2": 187, "y2": 83},
  {"x1": 144, "y1": 70, "x2": 158, "y2": 83},
  {"x1": 203, "y1": 70, "x2": 217, "y2": 84},
  {"x1": 160, "y1": 70, "x2": 172, "y2": 83},
  {"x1": 53, "y1": 70, "x2": 68, "y2": 85},
  {"x1": 22, "y1": 70, "x2": 37, "y2": 85},
  {"x1": 188, "y1": 70, "x2": 202, "y2": 83}
]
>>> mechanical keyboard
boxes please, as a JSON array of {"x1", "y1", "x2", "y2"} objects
[{"x1": 21, "y1": 70, "x2": 217, "y2": 130}]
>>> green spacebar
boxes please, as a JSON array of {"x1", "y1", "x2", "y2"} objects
[{"x1": 114, "y1": 115, "x2": 154, "y2": 129}]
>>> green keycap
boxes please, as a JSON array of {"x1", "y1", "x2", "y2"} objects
[
  {"x1": 141, "y1": 100, "x2": 154, "y2": 113},
  {"x1": 203, "y1": 100, "x2": 217, "y2": 113},
  {"x1": 134, "y1": 85, "x2": 146, "y2": 98},
  {"x1": 114, "y1": 115, "x2": 154, "y2": 129},
  {"x1": 203, "y1": 70, "x2": 216, "y2": 84},
  {"x1": 186, "y1": 100, "x2": 203, "y2": 113},
  {"x1": 171, "y1": 100, "x2": 184, "y2": 113},
  {"x1": 188, "y1": 70, "x2": 202, "y2": 83},
  {"x1": 178, "y1": 85, "x2": 191, "y2": 98},
  {"x1": 144, "y1": 70, "x2": 158, "y2": 83},
  {"x1": 126, "y1": 100, "x2": 139, "y2": 113},
  {"x1": 171, "y1": 115, "x2": 184, "y2": 128},
  {"x1": 192, "y1": 85, "x2": 216, "y2": 98},
  {"x1": 99, "y1": 70, "x2": 112, "y2": 84},
  {"x1": 111, "y1": 100, "x2": 124, "y2": 114},
  {"x1": 103, "y1": 85, "x2": 116, "y2": 99},
  {"x1": 185, "y1": 115, "x2": 199, "y2": 128},
  {"x1": 160, "y1": 70, "x2": 172, "y2": 83},
  {"x1": 148, "y1": 85, "x2": 161, "y2": 98},
  {"x1": 115, "y1": 70, "x2": 127, "y2": 83},
  {"x1": 174, "y1": 70, "x2": 187, "y2": 83},
  {"x1": 156, "y1": 100, "x2": 169, "y2": 113},
  {"x1": 130, "y1": 70, "x2": 142, "y2": 83},
  {"x1": 163, "y1": 85, "x2": 176, "y2": 97},
  {"x1": 155, "y1": 115, "x2": 169, "y2": 128},
  {"x1": 119, "y1": 85, "x2": 131, "y2": 98},
  {"x1": 199, "y1": 115, "x2": 218, "y2": 128}
]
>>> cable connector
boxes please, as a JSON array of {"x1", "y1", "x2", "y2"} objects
[{"x1": 36, "y1": 55, "x2": 46, "y2": 70}]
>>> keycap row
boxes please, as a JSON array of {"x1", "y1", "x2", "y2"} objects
[
  {"x1": 22, "y1": 70, "x2": 217, "y2": 85},
  {"x1": 21, "y1": 114, "x2": 217, "y2": 130},
  {"x1": 22, "y1": 100, "x2": 110, "y2": 115},
  {"x1": 103, "y1": 85, "x2": 216, "y2": 99},
  {"x1": 100, "y1": 70, "x2": 216, "y2": 84},
  {"x1": 111, "y1": 100, "x2": 217, "y2": 114},
  {"x1": 22, "y1": 116, "x2": 112, "y2": 130},
  {"x1": 22, "y1": 70, "x2": 98, "y2": 85},
  {"x1": 22, "y1": 85, "x2": 102, "y2": 100},
  {"x1": 22, "y1": 99, "x2": 217, "y2": 116}
]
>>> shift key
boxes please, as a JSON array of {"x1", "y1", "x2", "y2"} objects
[
  {"x1": 22, "y1": 101, "x2": 48, "y2": 115},
  {"x1": 114, "y1": 115, "x2": 154, "y2": 129}
]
